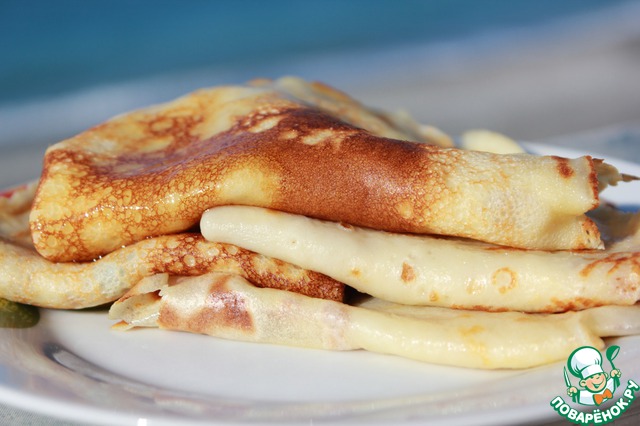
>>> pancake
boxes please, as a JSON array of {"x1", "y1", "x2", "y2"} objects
[
  {"x1": 200, "y1": 205, "x2": 640, "y2": 313},
  {"x1": 109, "y1": 271, "x2": 640, "y2": 369},
  {"x1": 0, "y1": 181, "x2": 37, "y2": 248},
  {"x1": 0, "y1": 234, "x2": 345, "y2": 309},
  {"x1": 29, "y1": 77, "x2": 622, "y2": 263},
  {"x1": 0, "y1": 183, "x2": 344, "y2": 308}
]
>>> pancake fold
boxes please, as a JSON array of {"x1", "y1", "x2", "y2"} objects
[
  {"x1": 29, "y1": 77, "x2": 617, "y2": 262},
  {"x1": 109, "y1": 272, "x2": 640, "y2": 369},
  {"x1": 0, "y1": 183, "x2": 344, "y2": 308},
  {"x1": 201, "y1": 205, "x2": 640, "y2": 313}
]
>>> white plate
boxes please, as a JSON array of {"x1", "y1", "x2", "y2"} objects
[{"x1": 0, "y1": 143, "x2": 639, "y2": 426}]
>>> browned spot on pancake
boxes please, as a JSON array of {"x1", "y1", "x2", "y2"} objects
[
  {"x1": 187, "y1": 276, "x2": 254, "y2": 333},
  {"x1": 450, "y1": 305, "x2": 509, "y2": 313},
  {"x1": 141, "y1": 234, "x2": 345, "y2": 302},
  {"x1": 544, "y1": 297, "x2": 602, "y2": 313},
  {"x1": 483, "y1": 245, "x2": 528, "y2": 252},
  {"x1": 429, "y1": 291, "x2": 439, "y2": 302},
  {"x1": 158, "y1": 300, "x2": 179, "y2": 329},
  {"x1": 146, "y1": 112, "x2": 204, "y2": 149},
  {"x1": 401, "y1": 262, "x2": 416, "y2": 283},
  {"x1": 350, "y1": 267, "x2": 362, "y2": 278},
  {"x1": 492, "y1": 267, "x2": 517, "y2": 294},
  {"x1": 581, "y1": 218, "x2": 601, "y2": 246},
  {"x1": 587, "y1": 157, "x2": 601, "y2": 209},
  {"x1": 553, "y1": 156, "x2": 575, "y2": 179},
  {"x1": 580, "y1": 252, "x2": 640, "y2": 279},
  {"x1": 260, "y1": 108, "x2": 447, "y2": 234},
  {"x1": 338, "y1": 222, "x2": 354, "y2": 231},
  {"x1": 580, "y1": 258, "x2": 600, "y2": 278}
]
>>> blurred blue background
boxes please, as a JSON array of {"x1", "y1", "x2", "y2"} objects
[
  {"x1": 1, "y1": 0, "x2": 639, "y2": 154},
  {"x1": 0, "y1": 0, "x2": 632, "y2": 103}
]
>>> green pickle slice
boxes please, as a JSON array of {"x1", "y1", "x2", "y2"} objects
[{"x1": 0, "y1": 298, "x2": 40, "y2": 328}]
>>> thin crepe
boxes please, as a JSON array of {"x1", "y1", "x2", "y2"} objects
[
  {"x1": 0, "y1": 181, "x2": 37, "y2": 248},
  {"x1": 30, "y1": 77, "x2": 620, "y2": 262},
  {"x1": 109, "y1": 272, "x2": 640, "y2": 369},
  {"x1": 0, "y1": 184, "x2": 344, "y2": 308},
  {"x1": 201, "y1": 205, "x2": 640, "y2": 313}
]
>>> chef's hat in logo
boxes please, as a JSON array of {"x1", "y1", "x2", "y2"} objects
[{"x1": 568, "y1": 346, "x2": 604, "y2": 380}]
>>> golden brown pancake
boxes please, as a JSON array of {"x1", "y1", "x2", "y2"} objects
[
  {"x1": 0, "y1": 234, "x2": 344, "y2": 309},
  {"x1": 0, "y1": 183, "x2": 344, "y2": 308},
  {"x1": 29, "y1": 77, "x2": 619, "y2": 262}
]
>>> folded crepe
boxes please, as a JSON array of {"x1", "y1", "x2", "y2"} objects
[
  {"x1": 200, "y1": 205, "x2": 640, "y2": 313},
  {"x1": 109, "y1": 272, "x2": 640, "y2": 369},
  {"x1": 0, "y1": 181, "x2": 37, "y2": 248},
  {"x1": 29, "y1": 76, "x2": 626, "y2": 263},
  {"x1": 0, "y1": 183, "x2": 344, "y2": 309}
]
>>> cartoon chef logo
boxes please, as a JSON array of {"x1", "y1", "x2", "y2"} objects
[
  {"x1": 565, "y1": 345, "x2": 621, "y2": 406},
  {"x1": 551, "y1": 345, "x2": 639, "y2": 424}
]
